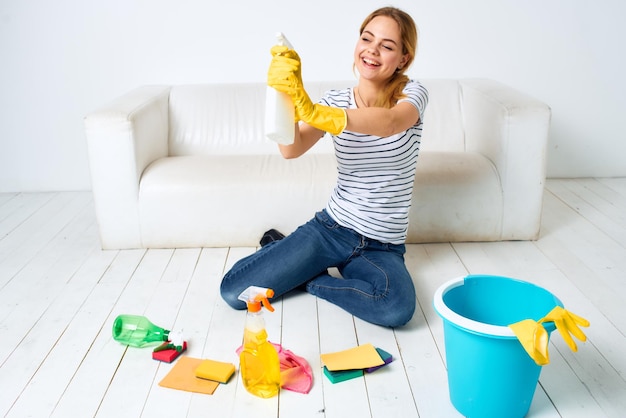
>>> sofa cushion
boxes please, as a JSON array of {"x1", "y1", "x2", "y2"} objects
[{"x1": 137, "y1": 150, "x2": 501, "y2": 247}]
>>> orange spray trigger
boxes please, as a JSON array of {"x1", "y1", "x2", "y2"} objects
[
  {"x1": 256, "y1": 290, "x2": 275, "y2": 312},
  {"x1": 238, "y1": 286, "x2": 276, "y2": 313}
]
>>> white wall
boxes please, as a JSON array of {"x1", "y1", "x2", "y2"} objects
[{"x1": 1, "y1": 0, "x2": 624, "y2": 192}]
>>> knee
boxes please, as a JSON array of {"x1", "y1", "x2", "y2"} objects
[
  {"x1": 380, "y1": 295, "x2": 416, "y2": 328},
  {"x1": 219, "y1": 278, "x2": 247, "y2": 310},
  {"x1": 382, "y1": 309, "x2": 415, "y2": 328}
]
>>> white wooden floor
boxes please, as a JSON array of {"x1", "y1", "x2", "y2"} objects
[{"x1": 1, "y1": 178, "x2": 625, "y2": 418}]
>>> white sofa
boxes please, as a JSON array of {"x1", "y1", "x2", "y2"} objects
[{"x1": 84, "y1": 79, "x2": 551, "y2": 249}]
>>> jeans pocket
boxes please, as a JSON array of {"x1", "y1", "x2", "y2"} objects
[{"x1": 315, "y1": 210, "x2": 340, "y2": 231}]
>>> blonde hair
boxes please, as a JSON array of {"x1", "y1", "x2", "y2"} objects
[{"x1": 358, "y1": 7, "x2": 418, "y2": 108}]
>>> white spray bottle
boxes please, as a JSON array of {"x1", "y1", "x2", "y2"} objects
[{"x1": 265, "y1": 32, "x2": 296, "y2": 145}]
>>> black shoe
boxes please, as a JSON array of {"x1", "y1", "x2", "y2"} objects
[{"x1": 260, "y1": 229, "x2": 285, "y2": 247}]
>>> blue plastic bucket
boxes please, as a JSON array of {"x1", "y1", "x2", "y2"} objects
[{"x1": 433, "y1": 275, "x2": 563, "y2": 418}]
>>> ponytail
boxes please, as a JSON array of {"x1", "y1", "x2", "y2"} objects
[{"x1": 377, "y1": 73, "x2": 410, "y2": 109}]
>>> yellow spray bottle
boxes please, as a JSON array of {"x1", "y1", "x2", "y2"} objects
[{"x1": 237, "y1": 286, "x2": 281, "y2": 398}]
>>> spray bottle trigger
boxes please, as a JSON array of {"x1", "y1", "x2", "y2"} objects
[
  {"x1": 238, "y1": 286, "x2": 276, "y2": 312},
  {"x1": 258, "y1": 295, "x2": 275, "y2": 312},
  {"x1": 256, "y1": 288, "x2": 275, "y2": 312}
]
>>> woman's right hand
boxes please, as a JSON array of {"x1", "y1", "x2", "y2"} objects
[{"x1": 267, "y1": 46, "x2": 346, "y2": 136}]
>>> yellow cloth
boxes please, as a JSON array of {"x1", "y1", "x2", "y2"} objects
[
  {"x1": 509, "y1": 306, "x2": 590, "y2": 366},
  {"x1": 321, "y1": 343, "x2": 384, "y2": 371},
  {"x1": 158, "y1": 356, "x2": 220, "y2": 395}
]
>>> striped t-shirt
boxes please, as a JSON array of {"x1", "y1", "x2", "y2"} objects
[{"x1": 320, "y1": 80, "x2": 429, "y2": 244}]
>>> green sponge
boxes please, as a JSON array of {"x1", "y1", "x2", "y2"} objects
[{"x1": 323, "y1": 366, "x2": 363, "y2": 384}]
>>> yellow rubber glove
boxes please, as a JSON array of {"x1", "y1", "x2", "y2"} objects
[
  {"x1": 267, "y1": 46, "x2": 301, "y2": 123},
  {"x1": 509, "y1": 306, "x2": 589, "y2": 366},
  {"x1": 539, "y1": 306, "x2": 590, "y2": 352},
  {"x1": 508, "y1": 319, "x2": 550, "y2": 366},
  {"x1": 267, "y1": 46, "x2": 347, "y2": 135}
]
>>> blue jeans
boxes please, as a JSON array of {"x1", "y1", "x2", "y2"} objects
[{"x1": 220, "y1": 210, "x2": 416, "y2": 327}]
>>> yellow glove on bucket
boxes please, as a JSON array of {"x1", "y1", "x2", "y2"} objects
[
  {"x1": 540, "y1": 306, "x2": 590, "y2": 352},
  {"x1": 267, "y1": 46, "x2": 347, "y2": 135},
  {"x1": 509, "y1": 306, "x2": 589, "y2": 366},
  {"x1": 508, "y1": 319, "x2": 550, "y2": 366}
]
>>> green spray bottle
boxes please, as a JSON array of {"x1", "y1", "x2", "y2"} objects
[{"x1": 112, "y1": 314, "x2": 170, "y2": 347}]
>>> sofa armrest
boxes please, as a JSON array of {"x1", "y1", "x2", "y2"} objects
[
  {"x1": 84, "y1": 85, "x2": 170, "y2": 249},
  {"x1": 461, "y1": 79, "x2": 551, "y2": 240}
]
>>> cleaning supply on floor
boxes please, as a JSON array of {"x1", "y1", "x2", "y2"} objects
[
  {"x1": 323, "y1": 367, "x2": 363, "y2": 384},
  {"x1": 236, "y1": 341, "x2": 314, "y2": 394},
  {"x1": 321, "y1": 343, "x2": 385, "y2": 371},
  {"x1": 112, "y1": 314, "x2": 170, "y2": 347},
  {"x1": 265, "y1": 32, "x2": 295, "y2": 145},
  {"x1": 158, "y1": 356, "x2": 220, "y2": 395},
  {"x1": 364, "y1": 347, "x2": 394, "y2": 373},
  {"x1": 273, "y1": 343, "x2": 313, "y2": 394},
  {"x1": 195, "y1": 359, "x2": 236, "y2": 384},
  {"x1": 433, "y1": 274, "x2": 578, "y2": 418},
  {"x1": 151, "y1": 328, "x2": 187, "y2": 362},
  {"x1": 238, "y1": 286, "x2": 281, "y2": 398},
  {"x1": 321, "y1": 345, "x2": 393, "y2": 384}
]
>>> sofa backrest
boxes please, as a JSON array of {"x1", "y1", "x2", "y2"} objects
[
  {"x1": 167, "y1": 79, "x2": 465, "y2": 156},
  {"x1": 419, "y1": 79, "x2": 465, "y2": 152}
]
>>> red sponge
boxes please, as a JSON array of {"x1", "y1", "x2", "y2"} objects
[{"x1": 152, "y1": 341, "x2": 187, "y2": 363}]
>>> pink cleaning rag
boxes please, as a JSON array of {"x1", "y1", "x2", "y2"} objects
[{"x1": 236, "y1": 342, "x2": 313, "y2": 394}]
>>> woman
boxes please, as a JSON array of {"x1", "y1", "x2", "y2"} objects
[{"x1": 220, "y1": 7, "x2": 428, "y2": 327}]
